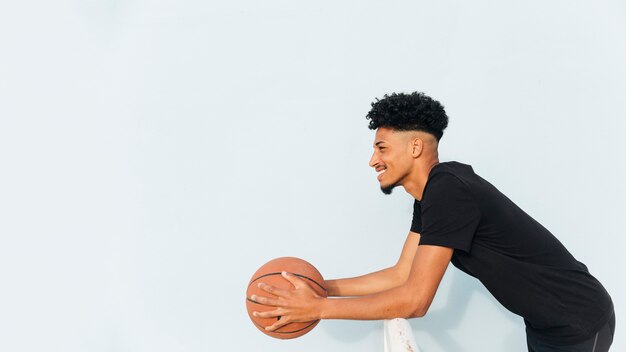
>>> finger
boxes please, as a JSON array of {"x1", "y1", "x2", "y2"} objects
[
  {"x1": 257, "y1": 282, "x2": 291, "y2": 297},
  {"x1": 265, "y1": 315, "x2": 291, "y2": 331},
  {"x1": 253, "y1": 308, "x2": 285, "y2": 319},
  {"x1": 250, "y1": 294, "x2": 286, "y2": 307},
  {"x1": 281, "y1": 271, "x2": 307, "y2": 289}
]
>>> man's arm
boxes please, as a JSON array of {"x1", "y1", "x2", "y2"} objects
[
  {"x1": 325, "y1": 231, "x2": 421, "y2": 296},
  {"x1": 252, "y1": 244, "x2": 453, "y2": 330}
]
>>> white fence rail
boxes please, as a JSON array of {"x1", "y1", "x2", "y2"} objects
[{"x1": 383, "y1": 319, "x2": 420, "y2": 352}]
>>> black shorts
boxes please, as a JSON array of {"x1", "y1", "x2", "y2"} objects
[{"x1": 527, "y1": 310, "x2": 615, "y2": 352}]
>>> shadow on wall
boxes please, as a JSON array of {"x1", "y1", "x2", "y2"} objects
[
  {"x1": 412, "y1": 269, "x2": 524, "y2": 351},
  {"x1": 321, "y1": 269, "x2": 525, "y2": 351}
]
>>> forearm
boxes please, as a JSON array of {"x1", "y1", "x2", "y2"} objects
[
  {"x1": 253, "y1": 245, "x2": 451, "y2": 331},
  {"x1": 326, "y1": 233, "x2": 420, "y2": 297},
  {"x1": 319, "y1": 245, "x2": 450, "y2": 321},
  {"x1": 319, "y1": 284, "x2": 427, "y2": 320},
  {"x1": 325, "y1": 266, "x2": 406, "y2": 297}
]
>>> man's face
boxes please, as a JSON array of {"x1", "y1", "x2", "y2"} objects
[{"x1": 369, "y1": 128, "x2": 415, "y2": 195}]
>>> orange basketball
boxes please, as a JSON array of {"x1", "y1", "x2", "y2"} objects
[{"x1": 246, "y1": 257, "x2": 327, "y2": 339}]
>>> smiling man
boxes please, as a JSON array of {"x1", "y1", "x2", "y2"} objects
[{"x1": 252, "y1": 92, "x2": 615, "y2": 351}]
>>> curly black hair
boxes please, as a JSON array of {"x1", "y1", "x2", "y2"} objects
[{"x1": 366, "y1": 92, "x2": 449, "y2": 141}]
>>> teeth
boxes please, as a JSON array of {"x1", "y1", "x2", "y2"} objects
[{"x1": 378, "y1": 169, "x2": 386, "y2": 175}]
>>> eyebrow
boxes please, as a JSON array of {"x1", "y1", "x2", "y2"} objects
[{"x1": 374, "y1": 141, "x2": 386, "y2": 147}]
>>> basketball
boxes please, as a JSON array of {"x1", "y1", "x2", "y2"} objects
[{"x1": 246, "y1": 257, "x2": 327, "y2": 339}]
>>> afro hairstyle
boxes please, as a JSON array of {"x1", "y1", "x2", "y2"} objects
[{"x1": 366, "y1": 92, "x2": 449, "y2": 141}]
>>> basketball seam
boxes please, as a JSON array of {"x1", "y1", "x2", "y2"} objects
[
  {"x1": 248, "y1": 272, "x2": 327, "y2": 293},
  {"x1": 250, "y1": 319, "x2": 320, "y2": 334}
]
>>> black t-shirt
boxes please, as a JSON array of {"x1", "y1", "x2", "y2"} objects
[{"x1": 411, "y1": 161, "x2": 613, "y2": 345}]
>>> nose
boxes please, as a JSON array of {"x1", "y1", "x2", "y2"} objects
[{"x1": 369, "y1": 150, "x2": 379, "y2": 168}]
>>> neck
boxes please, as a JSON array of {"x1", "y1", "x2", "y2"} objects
[{"x1": 403, "y1": 159, "x2": 440, "y2": 201}]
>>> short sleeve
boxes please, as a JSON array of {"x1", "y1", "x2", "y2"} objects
[
  {"x1": 410, "y1": 200, "x2": 422, "y2": 233},
  {"x1": 419, "y1": 173, "x2": 481, "y2": 253}
]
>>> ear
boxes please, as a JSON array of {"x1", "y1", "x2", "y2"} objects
[{"x1": 411, "y1": 138, "x2": 423, "y2": 158}]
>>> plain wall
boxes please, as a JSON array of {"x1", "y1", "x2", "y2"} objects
[{"x1": 0, "y1": 1, "x2": 624, "y2": 351}]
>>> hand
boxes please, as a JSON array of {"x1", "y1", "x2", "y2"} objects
[{"x1": 251, "y1": 271, "x2": 325, "y2": 331}]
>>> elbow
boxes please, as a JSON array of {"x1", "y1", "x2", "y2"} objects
[
  {"x1": 408, "y1": 304, "x2": 428, "y2": 318},
  {"x1": 394, "y1": 282, "x2": 436, "y2": 319},
  {"x1": 404, "y1": 298, "x2": 429, "y2": 318},
  {"x1": 399, "y1": 292, "x2": 431, "y2": 318}
]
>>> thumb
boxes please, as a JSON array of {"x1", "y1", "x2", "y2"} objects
[{"x1": 282, "y1": 271, "x2": 307, "y2": 289}]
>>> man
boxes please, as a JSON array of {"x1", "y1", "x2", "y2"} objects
[{"x1": 251, "y1": 92, "x2": 615, "y2": 351}]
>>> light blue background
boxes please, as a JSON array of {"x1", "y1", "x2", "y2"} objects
[{"x1": 0, "y1": 1, "x2": 624, "y2": 351}]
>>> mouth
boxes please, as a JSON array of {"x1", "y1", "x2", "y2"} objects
[{"x1": 376, "y1": 168, "x2": 387, "y2": 181}]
